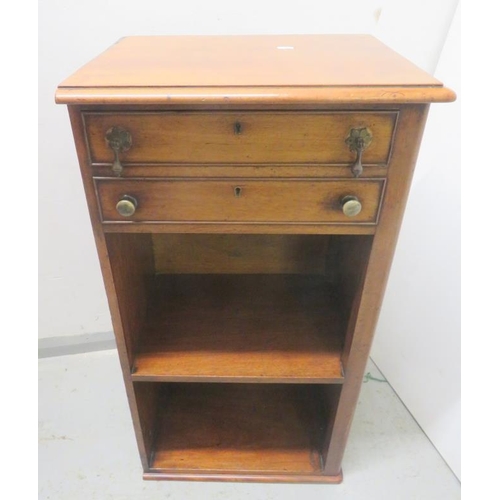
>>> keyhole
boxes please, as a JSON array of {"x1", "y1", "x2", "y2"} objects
[
  {"x1": 234, "y1": 122, "x2": 242, "y2": 135},
  {"x1": 234, "y1": 186, "x2": 242, "y2": 197}
]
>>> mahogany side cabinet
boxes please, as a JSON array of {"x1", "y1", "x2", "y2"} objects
[{"x1": 56, "y1": 35, "x2": 454, "y2": 483}]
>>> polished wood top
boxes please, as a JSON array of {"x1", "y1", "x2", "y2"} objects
[{"x1": 56, "y1": 35, "x2": 455, "y2": 105}]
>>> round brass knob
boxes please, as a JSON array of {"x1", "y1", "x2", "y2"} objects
[
  {"x1": 341, "y1": 196, "x2": 362, "y2": 217},
  {"x1": 116, "y1": 195, "x2": 138, "y2": 217}
]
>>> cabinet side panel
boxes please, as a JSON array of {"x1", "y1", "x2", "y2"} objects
[
  {"x1": 323, "y1": 105, "x2": 430, "y2": 475},
  {"x1": 325, "y1": 235, "x2": 373, "y2": 332},
  {"x1": 134, "y1": 383, "x2": 162, "y2": 466},
  {"x1": 67, "y1": 106, "x2": 152, "y2": 470},
  {"x1": 105, "y1": 233, "x2": 154, "y2": 359}
]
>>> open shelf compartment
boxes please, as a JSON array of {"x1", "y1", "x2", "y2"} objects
[
  {"x1": 133, "y1": 273, "x2": 344, "y2": 383},
  {"x1": 135, "y1": 381, "x2": 341, "y2": 480},
  {"x1": 107, "y1": 233, "x2": 372, "y2": 384}
]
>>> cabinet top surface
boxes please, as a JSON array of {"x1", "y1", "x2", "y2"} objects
[{"x1": 56, "y1": 35, "x2": 455, "y2": 105}]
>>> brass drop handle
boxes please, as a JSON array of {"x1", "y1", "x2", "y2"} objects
[
  {"x1": 345, "y1": 127, "x2": 372, "y2": 178},
  {"x1": 116, "y1": 195, "x2": 138, "y2": 217},
  {"x1": 341, "y1": 196, "x2": 362, "y2": 217},
  {"x1": 105, "y1": 127, "x2": 132, "y2": 176}
]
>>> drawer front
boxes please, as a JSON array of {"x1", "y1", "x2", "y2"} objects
[
  {"x1": 96, "y1": 179, "x2": 384, "y2": 224},
  {"x1": 85, "y1": 112, "x2": 397, "y2": 166}
]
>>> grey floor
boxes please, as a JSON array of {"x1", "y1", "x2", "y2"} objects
[{"x1": 39, "y1": 350, "x2": 460, "y2": 499}]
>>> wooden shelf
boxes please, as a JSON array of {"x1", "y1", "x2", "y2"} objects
[
  {"x1": 132, "y1": 274, "x2": 344, "y2": 384},
  {"x1": 149, "y1": 383, "x2": 331, "y2": 478}
]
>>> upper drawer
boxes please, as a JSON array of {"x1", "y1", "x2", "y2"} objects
[{"x1": 83, "y1": 111, "x2": 397, "y2": 166}]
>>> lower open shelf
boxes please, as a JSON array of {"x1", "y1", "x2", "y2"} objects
[{"x1": 141, "y1": 382, "x2": 340, "y2": 482}]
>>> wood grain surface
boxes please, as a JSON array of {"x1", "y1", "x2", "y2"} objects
[
  {"x1": 322, "y1": 104, "x2": 431, "y2": 474},
  {"x1": 95, "y1": 178, "x2": 384, "y2": 224},
  {"x1": 101, "y1": 221, "x2": 378, "y2": 235},
  {"x1": 84, "y1": 111, "x2": 396, "y2": 165},
  {"x1": 152, "y1": 234, "x2": 329, "y2": 275},
  {"x1": 151, "y1": 383, "x2": 328, "y2": 474},
  {"x1": 105, "y1": 233, "x2": 154, "y2": 362},
  {"x1": 132, "y1": 274, "x2": 344, "y2": 383},
  {"x1": 55, "y1": 35, "x2": 455, "y2": 105},
  {"x1": 142, "y1": 470, "x2": 342, "y2": 483},
  {"x1": 67, "y1": 106, "x2": 152, "y2": 470}
]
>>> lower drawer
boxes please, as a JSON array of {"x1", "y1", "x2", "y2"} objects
[{"x1": 96, "y1": 179, "x2": 384, "y2": 224}]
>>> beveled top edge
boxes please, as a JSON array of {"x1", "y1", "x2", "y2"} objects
[{"x1": 55, "y1": 85, "x2": 456, "y2": 106}]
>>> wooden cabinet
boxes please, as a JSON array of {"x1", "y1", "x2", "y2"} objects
[{"x1": 56, "y1": 35, "x2": 454, "y2": 483}]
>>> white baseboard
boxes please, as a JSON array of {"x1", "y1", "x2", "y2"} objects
[{"x1": 38, "y1": 332, "x2": 116, "y2": 358}]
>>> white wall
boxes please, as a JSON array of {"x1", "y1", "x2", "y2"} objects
[
  {"x1": 39, "y1": 0, "x2": 459, "y2": 476},
  {"x1": 371, "y1": 4, "x2": 461, "y2": 478}
]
